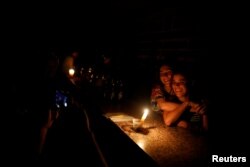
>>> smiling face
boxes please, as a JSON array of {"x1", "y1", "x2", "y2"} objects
[
  {"x1": 159, "y1": 65, "x2": 173, "y2": 87},
  {"x1": 172, "y1": 73, "x2": 188, "y2": 99}
]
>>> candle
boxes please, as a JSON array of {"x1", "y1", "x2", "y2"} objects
[
  {"x1": 141, "y1": 108, "x2": 149, "y2": 122},
  {"x1": 69, "y1": 68, "x2": 75, "y2": 77}
]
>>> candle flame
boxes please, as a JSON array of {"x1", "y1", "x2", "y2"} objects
[{"x1": 141, "y1": 108, "x2": 149, "y2": 122}]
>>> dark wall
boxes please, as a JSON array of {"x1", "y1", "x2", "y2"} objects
[
  {"x1": 4, "y1": 3, "x2": 248, "y2": 162},
  {"x1": 6, "y1": 5, "x2": 212, "y2": 107}
]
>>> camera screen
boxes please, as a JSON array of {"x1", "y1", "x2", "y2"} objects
[{"x1": 55, "y1": 90, "x2": 68, "y2": 108}]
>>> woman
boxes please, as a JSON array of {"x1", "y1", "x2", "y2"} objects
[
  {"x1": 151, "y1": 64, "x2": 180, "y2": 113},
  {"x1": 164, "y1": 71, "x2": 208, "y2": 131}
]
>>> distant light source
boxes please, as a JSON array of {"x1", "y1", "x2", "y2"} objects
[{"x1": 69, "y1": 68, "x2": 75, "y2": 77}]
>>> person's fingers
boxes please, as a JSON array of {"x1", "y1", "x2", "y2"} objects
[
  {"x1": 190, "y1": 107, "x2": 198, "y2": 112},
  {"x1": 191, "y1": 104, "x2": 200, "y2": 111},
  {"x1": 190, "y1": 104, "x2": 203, "y2": 113},
  {"x1": 198, "y1": 106, "x2": 207, "y2": 115},
  {"x1": 189, "y1": 102, "x2": 199, "y2": 108}
]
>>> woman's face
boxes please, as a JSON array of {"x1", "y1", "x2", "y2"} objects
[
  {"x1": 159, "y1": 65, "x2": 173, "y2": 86},
  {"x1": 172, "y1": 74, "x2": 188, "y2": 98}
]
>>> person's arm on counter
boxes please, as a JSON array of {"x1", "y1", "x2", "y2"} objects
[
  {"x1": 162, "y1": 101, "x2": 189, "y2": 126},
  {"x1": 156, "y1": 98, "x2": 181, "y2": 112}
]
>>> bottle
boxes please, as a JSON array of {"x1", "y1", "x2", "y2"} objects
[{"x1": 151, "y1": 98, "x2": 160, "y2": 112}]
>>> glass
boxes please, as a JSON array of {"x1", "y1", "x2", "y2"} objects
[{"x1": 133, "y1": 118, "x2": 142, "y2": 130}]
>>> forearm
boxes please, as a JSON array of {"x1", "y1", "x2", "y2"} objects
[
  {"x1": 157, "y1": 99, "x2": 181, "y2": 112},
  {"x1": 163, "y1": 102, "x2": 189, "y2": 126}
]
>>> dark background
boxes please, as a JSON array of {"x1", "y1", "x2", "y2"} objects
[{"x1": 4, "y1": 2, "x2": 248, "y2": 162}]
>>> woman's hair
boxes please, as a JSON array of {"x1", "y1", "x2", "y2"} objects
[{"x1": 157, "y1": 60, "x2": 176, "y2": 71}]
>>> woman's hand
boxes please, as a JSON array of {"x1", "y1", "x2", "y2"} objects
[{"x1": 188, "y1": 102, "x2": 206, "y2": 114}]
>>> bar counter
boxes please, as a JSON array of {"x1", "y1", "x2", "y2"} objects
[{"x1": 103, "y1": 103, "x2": 209, "y2": 167}]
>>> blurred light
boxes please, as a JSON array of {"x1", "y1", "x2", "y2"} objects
[
  {"x1": 141, "y1": 108, "x2": 149, "y2": 122},
  {"x1": 136, "y1": 139, "x2": 145, "y2": 149},
  {"x1": 69, "y1": 68, "x2": 75, "y2": 76}
]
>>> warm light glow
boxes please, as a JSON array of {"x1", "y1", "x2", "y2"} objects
[
  {"x1": 136, "y1": 139, "x2": 145, "y2": 149},
  {"x1": 69, "y1": 68, "x2": 75, "y2": 76},
  {"x1": 141, "y1": 108, "x2": 149, "y2": 122}
]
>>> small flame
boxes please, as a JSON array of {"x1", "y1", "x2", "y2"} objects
[{"x1": 141, "y1": 108, "x2": 149, "y2": 122}]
